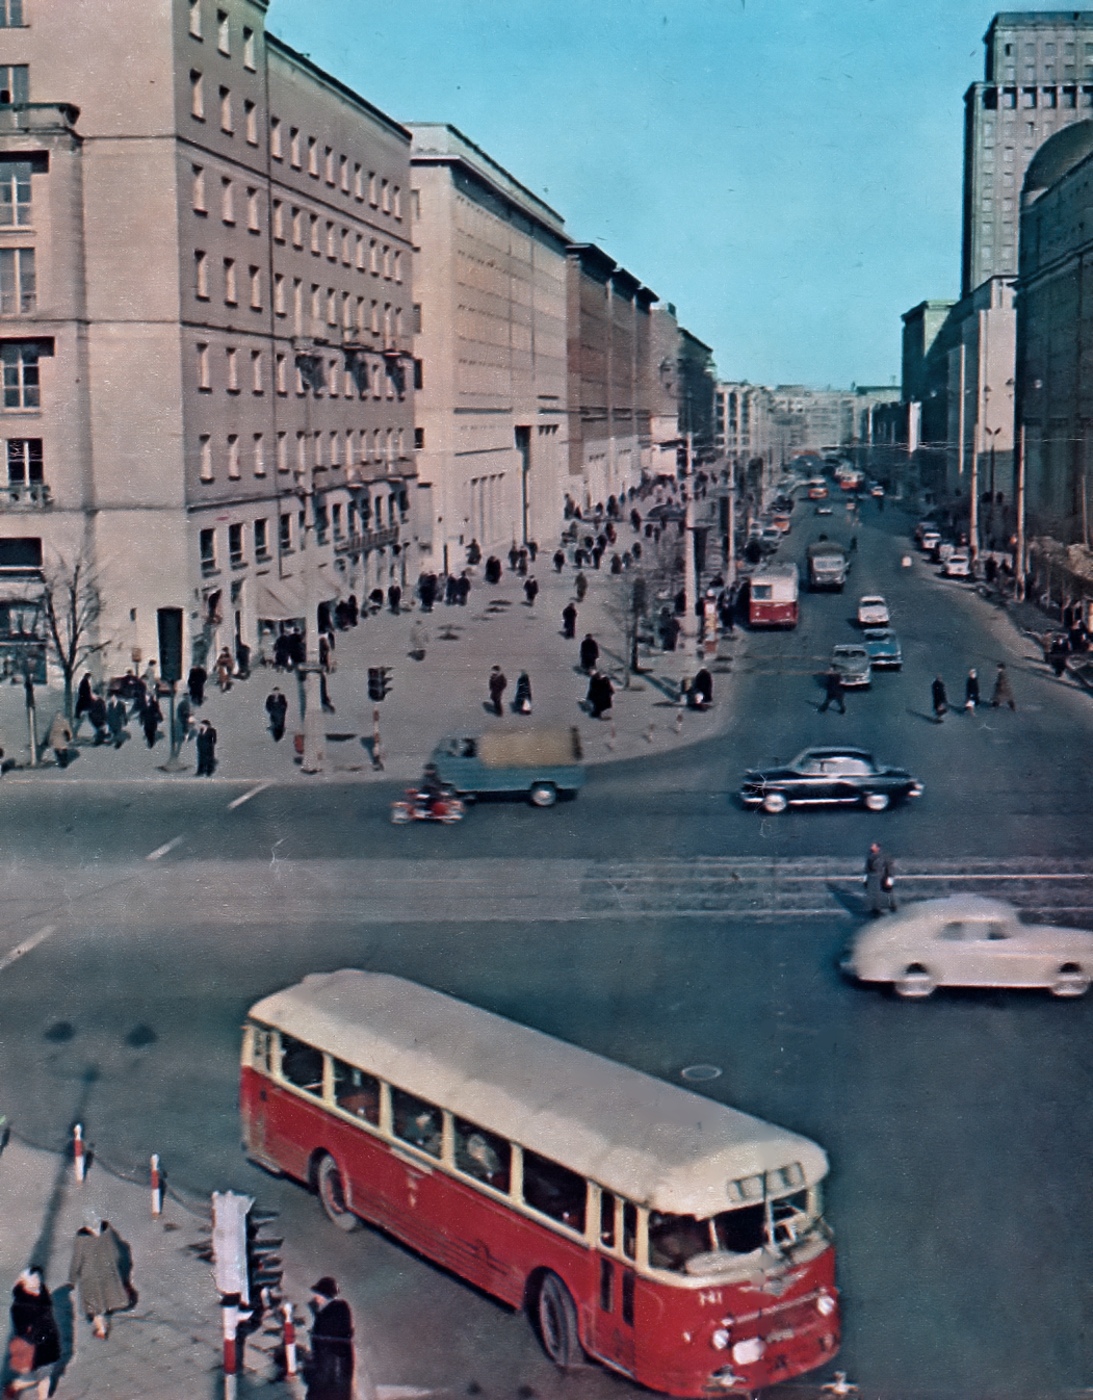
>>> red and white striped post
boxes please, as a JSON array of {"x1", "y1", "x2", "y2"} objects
[
  {"x1": 150, "y1": 1153, "x2": 163, "y2": 1216},
  {"x1": 221, "y1": 1298, "x2": 240, "y2": 1400},
  {"x1": 72, "y1": 1123, "x2": 86, "y2": 1183},
  {"x1": 282, "y1": 1301, "x2": 298, "y2": 1378}
]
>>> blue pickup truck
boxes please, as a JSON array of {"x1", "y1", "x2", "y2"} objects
[{"x1": 430, "y1": 727, "x2": 585, "y2": 807}]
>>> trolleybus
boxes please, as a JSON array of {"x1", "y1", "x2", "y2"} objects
[
  {"x1": 241, "y1": 971, "x2": 839, "y2": 1397},
  {"x1": 747, "y1": 563, "x2": 800, "y2": 628}
]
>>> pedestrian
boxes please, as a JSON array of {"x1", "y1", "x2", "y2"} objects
[
  {"x1": 527, "y1": 540, "x2": 538, "y2": 562},
  {"x1": 88, "y1": 692, "x2": 109, "y2": 745},
  {"x1": 488, "y1": 665, "x2": 507, "y2": 716},
  {"x1": 575, "y1": 571, "x2": 588, "y2": 602},
  {"x1": 660, "y1": 611, "x2": 680, "y2": 653},
  {"x1": 215, "y1": 647, "x2": 234, "y2": 692},
  {"x1": 991, "y1": 662, "x2": 1016, "y2": 710},
  {"x1": 74, "y1": 672, "x2": 94, "y2": 735},
  {"x1": 508, "y1": 543, "x2": 520, "y2": 572},
  {"x1": 106, "y1": 695, "x2": 128, "y2": 749},
  {"x1": 235, "y1": 639, "x2": 251, "y2": 680},
  {"x1": 175, "y1": 694, "x2": 194, "y2": 746},
  {"x1": 513, "y1": 671, "x2": 532, "y2": 715},
  {"x1": 523, "y1": 575, "x2": 539, "y2": 606},
  {"x1": 466, "y1": 538, "x2": 482, "y2": 566},
  {"x1": 7, "y1": 1267, "x2": 60, "y2": 1400},
  {"x1": 387, "y1": 582, "x2": 402, "y2": 614},
  {"x1": 690, "y1": 667, "x2": 713, "y2": 710},
  {"x1": 456, "y1": 571, "x2": 471, "y2": 606},
  {"x1": 45, "y1": 711, "x2": 73, "y2": 768},
  {"x1": 819, "y1": 664, "x2": 845, "y2": 714},
  {"x1": 265, "y1": 687, "x2": 288, "y2": 741},
  {"x1": 1048, "y1": 634, "x2": 1070, "y2": 678},
  {"x1": 304, "y1": 1276, "x2": 354, "y2": 1400},
  {"x1": 864, "y1": 841, "x2": 896, "y2": 916},
  {"x1": 587, "y1": 669, "x2": 614, "y2": 719},
  {"x1": 187, "y1": 663, "x2": 207, "y2": 705},
  {"x1": 68, "y1": 1209, "x2": 130, "y2": 1340},
  {"x1": 273, "y1": 634, "x2": 291, "y2": 671},
  {"x1": 140, "y1": 693, "x2": 162, "y2": 748},
  {"x1": 195, "y1": 718, "x2": 217, "y2": 776},
  {"x1": 964, "y1": 668, "x2": 980, "y2": 712},
  {"x1": 552, "y1": 548, "x2": 566, "y2": 574},
  {"x1": 579, "y1": 633, "x2": 599, "y2": 673},
  {"x1": 561, "y1": 602, "x2": 577, "y2": 639},
  {"x1": 445, "y1": 573, "x2": 458, "y2": 606},
  {"x1": 931, "y1": 674, "x2": 948, "y2": 723}
]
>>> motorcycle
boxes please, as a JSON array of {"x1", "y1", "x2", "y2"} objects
[{"x1": 390, "y1": 786, "x2": 466, "y2": 825}]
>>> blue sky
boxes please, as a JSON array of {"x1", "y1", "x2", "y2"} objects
[{"x1": 267, "y1": 0, "x2": 1009, "y2": 388}]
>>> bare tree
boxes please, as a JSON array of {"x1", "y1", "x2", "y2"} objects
[{"x1": 40, "y1": 549, "x2": 109, "y2": 720}]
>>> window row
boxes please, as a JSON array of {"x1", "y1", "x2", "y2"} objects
[
  {"x1": 200, "y1": 493, "x2": 401, "y2": 573},
  {"x1": 195, "y1": 427, "x2": 409, "y2": 483},
  {"x1": 269, "y1": 202, "x2": 405, "y2": 282},
  {"x1": 190, "y1": 71, "x2": 259, "y2": 143},
  {"x1": 1, "y1": 341, "x2": 40, "y2": 408},
  {"x1": 0, "y1": 1, "x2": 25, "y2": 28},
  {"x1": 983, "y1": 84, "x2": 1093, "y2": 109},
  {"x1": 267, "y1": 118, "x2": 402, "y2": 221},
  {"x1": 194, "y1": 251, "x2": 263, "y2": 309},
  {"x1": 195, "y1": 343, "x2": 406, "y2": 401},
  {"x1": 189, "y1": 2, "x2": 257, "y2": 69},
  {"x1": 191, "y1": 168, "x2": 264, "y2": 232}
]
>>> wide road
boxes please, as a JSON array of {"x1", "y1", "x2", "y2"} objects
[{"x1": 1, "y1": 500, "x2": 1091, "y2": 1398}]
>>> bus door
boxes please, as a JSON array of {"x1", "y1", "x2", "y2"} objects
[
  {"x1": 591, "y1": 1191, "x2": 636, "y2": 1373},
  {"x1": 246, "y1": 1026, "x2": 275, "y2": 1163}
]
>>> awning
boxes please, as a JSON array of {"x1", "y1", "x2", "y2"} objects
[{"x1": 256, "y1": 574, "x2": 306, "y2": 622}]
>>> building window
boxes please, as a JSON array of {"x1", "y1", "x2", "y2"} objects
[
  {"x1": 1, "y1": 344, "x2": 39, "y2": 409},
  {"x1": 227, "y1": 433, "x2": 240, "y2": 478},
  {"x1": 381, "y1": 179, "x2": 390, "y2": 213},
  {"x1": 199, "y1": 437, "x2": 213, "y2": 481},
  {"x1": 355, "y1": 234, "x2": 365, "y2": 271},
  {"x1": 340, "y1": 229, "x2": 351, "y2": 266},
  {"x1": 254, "y1": 517, "x2": 269, "y2": 559},
  {"x1": 368, "y1": 171, "x2": 377, "y2": 206},
  {"x1": 196, "y1": 342, "x2": 210, "y2": 390},
  {"x1": 190, "y1": 70, "x2": 205, "y2": 120},
  {"x1": 216, "y1": 8, "x2": 229, "y2": 54},
  {"x1": 307, "y1": 136, "x2": 318, "y2": 176},
  {"x1": 289, "y1": 127, "x2": 300, "y2": 167},
  {"x1": 242, "y1": 26, "x2": 256, "y2": 70},
  {"x1": 200, "y1": 527, "x2": 216, "y2": 569},
  {"x1": 324, "y1": 146, "x2": 334, "y2": 184},
  {"x1": 393, "y1": 186, "x2": 402, "y2": 220},
  {"x1": 339, "y1": 155, "x2": 349, "y2": 192},
  {"x1": 371, "y1": 300, "x2": 379, "y2": 334},
  {"x1": 228, "y1": 522, "x2": 244, "y2": 567},
  {"x1": 353, "y1": 164, "x2": 363, "y2": 200},
  {"x1": 414, "y1": 426, "x2": 424, "y2": 450},
  {"x1": 219, "y1": 86, "x2": 233, "y2": 133},
  {"x1": 223, "y1": 257, "x2": 237, "y2": 305},
  {"x1": 273, "y1": 272, "x2": 286, "y2": 317},
  {"x1": 244, "y1": 100, "x2": 258, "y2": 146},
  {"x1": 329, "y1": 429, "x2": 340, "y2": 466},
  {"x1": 0, "y1": 161, "x2": 31, "y2": 227},
  {"x1": 0, "y1": 247, "x2": 34, "y2": 313},
  {"x1": 252, "y1": 432, "x2": 265, "y2": 475},
  {"x1": 291, "y1": 206, "x2": 302, "y2": 247},
  {"x1": 355, "y1": 296, "x2": 365, "y2": 334},
  {"x1": 188, "y1": 0, "x2": 202, "y2": 38},
  {"x1": 279, "y1": 512, "x2": 292, "y2": 551},
  {"x1": 225, "y1": 346, "x2": 239, "y2": 392},
  {"x1": 413, "y1": 357, "x2": 423, "y2": 389},
  {"x1": 251, "y1": 349, "x2": 263, "y2": 394},
  {"x1": 0, "y1": 64, "x2": 28, "y2": 103},
  {"x1": 275, "y1": 353, "x2": 287, "y2": 395},
  {"x1": 369, "y1": 240, "x2": 378, "y2": 275},
  {"x1": 195, "y1": 249, "x2": 209, "y2": 299},
  {"x1": 310, "y1": 214, "x2": 320, "y2": 255},
  {"x1": 220, "y1": 176, "x2": 234, "y2": 224},
  {"x1": 276, "y1": 431, "x2": 287, "y2": 471},
  {"x1": 270, "y1": 116, "x2": 282, "y2": 159},
  {"x1": 325, "y1": 221, "x2": 336, "y2": 260},
  {"x1": 249, "y1": 265, "x2": 262, "y2": 309},
  {"x1": 271, "y1": 199, "x2": 283, "y2": 241},
  {"x1": 342, "y1": 291, "x2": 352, "y2": 331},
  {"x1": 412, "y1": 302, "x2": 422, "y2": 333},
  {"x1": 393, "y1": 250, "x2": 403, "y2": 284},
  {"x1": 192, "y1": 164, "x2": 207, "y2": 213},
  {"x1": 332, "y1": 502, "x2": 343, "y2": 538},
  {"x1": 7, "y1": 437, "x2": 40, "y2": 483}
]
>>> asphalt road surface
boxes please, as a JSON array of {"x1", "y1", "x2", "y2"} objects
[{"x1": 1, "y1": 504, "x2": 1091, "y2": 1398}]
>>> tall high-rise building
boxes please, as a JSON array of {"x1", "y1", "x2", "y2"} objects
[{"x1": 963, "y1": 10, "x2": 1093, "y2": 295}]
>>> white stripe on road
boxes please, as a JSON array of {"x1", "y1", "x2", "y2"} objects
[
  {"x1": 228, "y1": 781, "x2": 273, "y2": 811},
  {"x1": 145, "y1": 836, "x2": 184, "y2": 862},
  {"x1": 0, "y1": 925, "x2": 58, "y2": 974}
]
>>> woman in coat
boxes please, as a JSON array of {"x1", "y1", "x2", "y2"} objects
[
  {"x1": 305, "y1": 1277, "x2": 354, "y2": 1400},
  {"x1": 8, "y1": 1267, "x2": 61, "y2": 1399},
  {"x1": 68, "y1": 1211, "x2": 130, "y2": 1339}
]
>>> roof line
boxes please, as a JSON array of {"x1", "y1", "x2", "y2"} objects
[{"x1": 266, "y1": 34, "x2": 411, "y2": 143}]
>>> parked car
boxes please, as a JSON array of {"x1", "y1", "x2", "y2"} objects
[
  {"x1": 870, "y1": 483, "x2": 885, "y2": 498},
  {"x1": 740, "y1": 745, "x2": 924, "y2": 814},
  {"x1": 760, "y1": 526, "x2": 783, "y2": 553},
  {"x1": 840, "y1": 895, "x2": 1093, "y2": 999},
  {"x1": 807, "y1": 483, "x2": 829, "y2": 500},
  {"x1": 943, "y1": 551, "x2": 972, "y2": 578},
  {"x1": 814, "y1": 503, "x2": 834, "y2": 516},
  {"x1": 856, "y1": 595, "x2": 890, "y2": 626},
  {"x1": 919, "y1": 529, "x2": 942, "y2": 553},
  {"x1": 914, "y1": 519, "x2": 938, "y2": 545},
  {"x1": 830, "y1": 644, "x2": 872, "y2": 688},
  {"x1": 862, "y1": 627, "x2": 903, "y2": 669}
]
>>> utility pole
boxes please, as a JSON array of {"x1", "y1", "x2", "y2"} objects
[
  {"x1": 681, "y1": 428, "x2": 698, "y2": 641},
  {"x1": 294, "y1": 345, "x2": 326, "y2": 774},
  {"x1": 726, "y1": 454, "x2": 737, "y2": 586},
  {"x1": 1015, "y1": 421, "x2": 1027, "y2": 601}
]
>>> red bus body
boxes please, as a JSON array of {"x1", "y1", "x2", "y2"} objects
[
  {"x1": 241, "y1": 972, "x2": 839, "y2": 1397},
  {"x1": 748, "y1": 564, "x2": 800, "y2": 629}
]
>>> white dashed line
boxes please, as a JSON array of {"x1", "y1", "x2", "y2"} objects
[
  {"x1": 145, "y1": 836, "x2": 184, "y2": 862},
  {"x1": 0, "y1": 925, "x2": 58, "y2": 974},
  {"x1": 228, "y1": 781, "x2": 273, "y2": 811}
]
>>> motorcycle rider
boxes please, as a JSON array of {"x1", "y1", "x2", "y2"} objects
[{"x1": 417, "y1": 763, "x2": 447, "y2": 815}]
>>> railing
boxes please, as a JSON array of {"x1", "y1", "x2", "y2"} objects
[
  {"x1": 334, "y1": 523, "x2": 400, "y2": 555},
  {"x1": 0, "y1": 482, "x2": 51, "y2": 509}
]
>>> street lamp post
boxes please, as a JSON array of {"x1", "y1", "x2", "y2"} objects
[
  {"x1": 680, "y1": 429, "x2": 698, "y2": 641},
  {"x1": 294, "y1": 345, "x2": 326, "y2": 775}
]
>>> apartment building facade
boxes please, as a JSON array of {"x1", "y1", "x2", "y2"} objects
[{"x1": 0, "y1": 0, "x2": 415, "y2": 676}]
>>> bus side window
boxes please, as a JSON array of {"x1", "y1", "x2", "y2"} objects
[
  {"x1": 279, "y1": 1033, "x2": 324, "y2": 1097},
  {"x1": 332, "y1": 1060, "x2": 380, "y2": 1125},
  {"x1": 250, "y1": 1025, "x2": 272, "y2": 1073},
  {"x1": 622, "y1": 1200, "x2": 637, "y2": 1260},
  {"x1": 600, "y1": 1189, "x2": 616, "y2": 1248},
  {"x1": 454, "y1": 1118, "x2": 510, "y2": 1192},
  {"x1": 391, "y1": 1087, "x2": 443, "y2": 1158},
  {"x1": 522, "y1": 1149, "x2": 587, "y2": 1234}
]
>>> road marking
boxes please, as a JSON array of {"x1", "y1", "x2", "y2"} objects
[
  {"x1": 228, "y1": 781, "x2": 272, "y2": 810},
  {"x1": 145, "y1": 836, "x2": 183, "y2": 862},
  {"x1": 0, "y1": 925, "x2": 58, "y2": 974}
]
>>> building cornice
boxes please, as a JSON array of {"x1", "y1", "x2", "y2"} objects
[{"x1": 266, "y1": 35, "x2": 411, "y2": 144}]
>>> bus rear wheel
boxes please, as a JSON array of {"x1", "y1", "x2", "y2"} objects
[
  {"x1": 316, "y1": 1153, "x2": 359, "y2": 1232},
  {"x1": 536, "y1": 1271, "x2": 580, "y2": 1368}
]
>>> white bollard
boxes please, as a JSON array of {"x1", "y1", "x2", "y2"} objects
[
  {"x1": 72, "y1": 1123, "x2": 86, "y2": 1183},
  {"x1": 150, "y1": 1153, "x2": 163, "y2": 1216}
]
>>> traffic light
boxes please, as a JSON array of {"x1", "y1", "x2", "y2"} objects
[{"x1": 367, "y1": 666, "x2": 392, "y2": 702}]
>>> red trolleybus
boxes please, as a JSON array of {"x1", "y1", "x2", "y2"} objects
[
  {"x1": 747, "y1": 563, "x2": 800, "y2": 628},
  {"x1": 241, "y1": 971, "x2": 839, "y2": 1397}
]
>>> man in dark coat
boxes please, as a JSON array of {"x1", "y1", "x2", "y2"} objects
[
  {"x1": 931, "y1": 674, "x2": 948, "y2": 723},
  {"x1": 561, "y1": 602, "x2": 577, "y2": 640},
  {"x1": 106, "y1": 695, "x2": 128, "y2": 749},
  {"x1": 864, "y1": 842, "x2": 896, "y2": 916},
  {"x1": 523, "y1": 575, "x2": 539, "y2": 606},
  {"x1": 88, "y1": 692, "x2": 109, "y2": 745},
  {"x1": 9, "y1": 1266, "x2": 61, "y2": 1398},
  {"x1": 818, "y1": 665, "x2": 845, "y2": 714},
  {"x1": 387, "y1": 583, "x2": 401, "y2": 614},
  {"x1": 187, "y1": 664, "x2": 207, "y2": 705},
  {"x1": 265, "y1": 687, "x2": 288, "y2": 741},
  {"x1": 74, "y1": 673, "x2": 94, "y2": 734},
  {"x1": 579, "y1": 634, "x2": 599, "y2": 673},
  {"x1": 195, "y1": 719, "x2": 217, "y2": 776},
  {"x1": 140, "y1": 693, "x2": 163, "y2": 748},
  {"x1": 488, "y1": 665, "x2": 507, "y2": 716},
  {"x1": 991, "y1": 662, "x2": 1016, "y2": 710},
  {"x1": 305, "y1": 1277, "x2": 354, "y2": 1400},
  {"x1": 587, "y1": 669, "x2": 614, "y2": 719}
]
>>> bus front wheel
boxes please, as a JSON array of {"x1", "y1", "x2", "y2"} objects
[
  {"x1": 316, "y1": 1153, "x2": 359, "y2": 1232},
  {"x1": 536, "y1": 1271, "x2": 580, "y2": 1369}
]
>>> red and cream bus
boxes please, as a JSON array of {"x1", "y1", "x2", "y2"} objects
[
  {"x1": 747, "y1": 564, "x2": 800, "y2": 628},
  {"x1": 241, "y1": 971, "x2": 839, "y2": 1398}
]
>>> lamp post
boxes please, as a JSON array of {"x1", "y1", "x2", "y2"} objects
[{"x1": 293, "y1": 344, "x2": 326, "y2": 775}]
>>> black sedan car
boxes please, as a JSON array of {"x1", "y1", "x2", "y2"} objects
[{"x1": 740, "y1": 746, "x2": 924, "y2": 814}]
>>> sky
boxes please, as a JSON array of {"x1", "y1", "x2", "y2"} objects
[{"x1": 266, "y1": 0, "x2": 1011, "y2": 389}]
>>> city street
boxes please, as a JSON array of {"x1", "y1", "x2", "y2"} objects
[{"x1": 1, "y1": 502, "x2": 1093, "y2": 1397}]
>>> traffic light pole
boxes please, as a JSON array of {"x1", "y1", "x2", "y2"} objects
[{"x1": 295, "y1": 347, "x2": 325, "y2": 774}]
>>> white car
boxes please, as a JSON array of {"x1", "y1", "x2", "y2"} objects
[
  {"x1": 856, "y1": 594, "x2": 890, "y2": 626},
  {"x1": 841, "y1": 895, "x2": 1093, "y2": 999},
  {"x1": 943, "y1": 551, "x2": 972, "y2": 578}
]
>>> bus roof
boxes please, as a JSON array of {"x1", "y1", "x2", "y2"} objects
[{"x1": 248, "y1": 971, "x2": 828, "y2": 1217}]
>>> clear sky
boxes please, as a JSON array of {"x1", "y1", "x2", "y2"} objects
[{"x1": 266, "y1": 0, "x2": 1010, "y2": 389}]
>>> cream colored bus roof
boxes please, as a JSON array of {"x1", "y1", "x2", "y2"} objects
[{"x1": 248, "y1": 970, "x2": 828, "y2": 1218}]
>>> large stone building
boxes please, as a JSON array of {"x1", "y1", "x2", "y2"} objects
[
  {"x1": 408, "y1": 124, "x2": 569, "y2": 571},
  {"x1": 0, "y1": 0, "x2": 416, "y2": 678}
]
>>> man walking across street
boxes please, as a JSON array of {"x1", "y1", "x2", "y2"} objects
[
  {"x1": 265, "y1": 687, "x2": 288, "y2": 741},
  {"x1": 562, "y1": 602, "x2": 577, "y2": 639},
  {"x1": 579, "y1": 633, "x2": 599, "y2": 673},
  {"x1": 818, "y1": 663, "x2": 845, "y2": 714},
  {"x1": 487, "y1": 665, "x2": 507, "y2": 716},
  {"x1": 991, "y1": 662, "x2": 1016, "y2": 710},
  {"x1": 931, "y1": 674, "x2": 948, "y2": 723},
  {"x1": 195, "y1": 718, "x2": 217, "y2": 776},
  {"x1": 964, "y1": 668, "x2": 980, "y2": 712},
  {"x1": 864, "y1": 841, "x2": 896, "y2": 916}
]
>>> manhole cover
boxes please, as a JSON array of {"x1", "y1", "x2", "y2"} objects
[{"x1": 680, "y1": 1063, "x2": 722, "y2": 1082}]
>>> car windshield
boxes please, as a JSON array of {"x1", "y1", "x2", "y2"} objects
[
  {"x1": 864, "y1": 630, "x2": 891, "y2": 641},
  {"x1": 647, "y1": 1189, "x2": 819, "y2": 1274}
]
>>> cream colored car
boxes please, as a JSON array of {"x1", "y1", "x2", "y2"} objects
[{"x1": 841, "y1": 895, "x2": 1093, "y2": 999}]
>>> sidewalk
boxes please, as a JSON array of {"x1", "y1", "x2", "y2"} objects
[{"x1": 0, "y1": 543, "x2": 739, "y2": 785}]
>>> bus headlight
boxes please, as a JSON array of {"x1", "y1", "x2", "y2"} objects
[
  {"x1": 711, "y1": 1328, "x2": 731, "y2": 1351},
  {"x1": 731, "y1": 1336, "x2": 765, "y2": 1366},
  {"x1": 816, "y1": 1290, "x2": 837, "y2": 1317}
]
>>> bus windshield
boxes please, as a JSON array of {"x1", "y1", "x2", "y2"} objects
[{"x1": 648, "y1": 1188, "x2": 818, "y2": 1274}]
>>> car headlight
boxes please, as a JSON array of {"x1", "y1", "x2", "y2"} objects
[
  {"x1": 731, "y1": 1337, "x2": 765, "y2": 1366},
  {"x1": 816, "y1": 1290, "x2": 837, "y2": 1317}
]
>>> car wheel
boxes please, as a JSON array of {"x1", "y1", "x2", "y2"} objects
[
  {"x1": 863, "y1": 792, "x2": 890, "y2": 813},
  {"x1": 536, "y1": 1272, "x2": 581, "y2": 1368},
  {"x1": 529, "y1": 782, "x2": 557, "y2": 808},
  {"x1": 761, "y1": 791, "x2": 788, "y2": 814},
  {"x1": 316, "y1": 1153, "x2": 359, "y2": 1231},
  {"x1": 1050, "y1": 964, "x2": 1090, "y2": 998},
  {"x1": 895, "y1": 965, "x2": 936, "y2": 999}
]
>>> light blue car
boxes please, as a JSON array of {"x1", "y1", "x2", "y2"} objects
[{"x1": 862, "y1": 627, "x2": 903, "y2": 670}]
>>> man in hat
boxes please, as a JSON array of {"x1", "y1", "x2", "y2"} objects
[
  {"x1": 864, "y1": 842, "x2": 896, "y2": 917},
  {"x1": 305, "y1": 1276, "x2": 354, "y2": 1400}
]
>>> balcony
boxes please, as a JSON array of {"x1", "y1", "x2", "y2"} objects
[
  {"x1": 0, "y1": 103, "x2": 80, "y2": 137},
  {"x1": 334, "y1": 523, "x2": 400, "y2": 556},
  {"x1": 0, "y1": 482, "x2": 51, "y2": 510}
]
